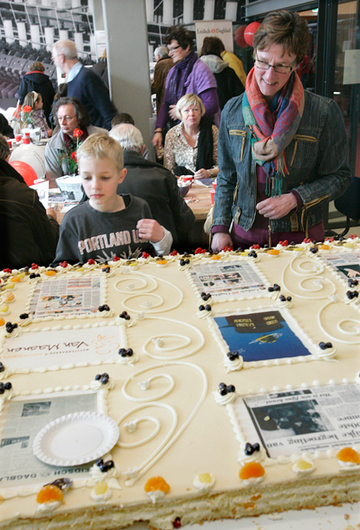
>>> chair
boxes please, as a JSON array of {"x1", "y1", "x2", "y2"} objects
[{"x1": 325, "y1": 176, "x2": 360, "y2": 237}]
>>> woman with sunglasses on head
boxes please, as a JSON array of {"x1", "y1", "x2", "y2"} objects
[
  {"x1": 211, "y1": 10, "x2": 350, "y2": 252},
  {"x1": 151, "y1": 25, "x2": 220, "y2": 156}
]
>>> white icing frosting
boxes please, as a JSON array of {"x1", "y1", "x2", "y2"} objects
[
  {"x1": 90, "y1": 485, "x2": 112, "y2": 502},
  {"x1": 212, "y1": 390, "x2": 238, "y2": 405},
  {"x1": 291, "y1": 455, "x2": 316, "y2": 475},
  {"x1": 193, "y1": 473, "x2": 215, "y2": 491},
  {"x1": 223, "y1": 355, "x2": 244, "y2": 373},
  {"x1": 36, "y1": 500, "x2": 62, "y2": 514},
  {"x1": 147, "y1": 490, "x2": 165, "y2": 504}
]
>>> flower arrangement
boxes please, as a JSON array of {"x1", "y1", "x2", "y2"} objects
[
  {"x1": 59, "y1": 128, "x2": 84, "y2": 175},
  {"x1": 22, "y1": 105, "x2": 34, "y2": 127}
]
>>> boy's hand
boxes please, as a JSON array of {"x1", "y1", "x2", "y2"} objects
[{"x1": 137, "y1": 219, "x2": 165, "y2": 243}]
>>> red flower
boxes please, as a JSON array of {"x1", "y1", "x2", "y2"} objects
[
  {"x1": 73, "y1": 128, "x2": 84, "y2": 138},
  {"x1": 70, "y1": 151, "x2": 77, "y2": 163},
  {"x1": 23, "y1": 105, "x2": 32, "y2": 113}
]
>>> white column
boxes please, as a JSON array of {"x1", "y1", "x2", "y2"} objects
[
  {"x1": 59, "y1": 29, "x2": 69, "y2": 41},
  {"x1": 183, "y1": 0, "x2": 194, "y2": 25},
  {"x1": 17, "y1": 22, "x2": 27, "y2": 48},
  {"x1": 204, "y1": 0, "x2": 215, "y2": 20},
  {"x1": 90, "y1": 34, "x2": 97, "y2": 60},
  {"x1": 72, "y1": 0, "x2": 81, "y2": 7},
  {"x1": 162, "y1": 0, "x2": 173, "y2": 25},
  {"x1": 30, "y1": 25, "x2": 41, "y2": 50},
  {"x1": 4, "y1": 20, "x2": 15, "y2": 45},
  {"x1": 225, "y1": 1, "x2": 237, "y2": 21},
  {"x1": 74, "y1": 33, "x2": 84, "y2": 57},
  {"x1": 145, "y1": 0, "x2": 154, "y2": 23},
  {"x1": 44, "y1": 27, "x2": 55, "y2": 51}
]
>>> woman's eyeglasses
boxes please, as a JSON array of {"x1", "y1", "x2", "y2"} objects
[
  {"x1": 254, "y1": 52, "x2": 296, "y2": 74},
  {"x1": 167, "y1": 45, "x2": 180, "y2": 52}
]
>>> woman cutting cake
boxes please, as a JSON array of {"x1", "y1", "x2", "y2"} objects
[{"x1": 211, "y1": 10, "x2": 351, "y2": 251}]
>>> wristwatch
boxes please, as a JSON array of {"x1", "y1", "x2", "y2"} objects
[{"x1": 208, "y1": 169, "x2": 214, "y2": 178}]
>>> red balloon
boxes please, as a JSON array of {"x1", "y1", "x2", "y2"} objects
[
  {"x1": 244, "y1": 21, "x2": 261, "y2": 47},
  {"x1": 235, "y1": 26, "x2": 247, "y2": 48},
  {"x1": 9, "y1": 160, "x2": 37, "y2": 186}
]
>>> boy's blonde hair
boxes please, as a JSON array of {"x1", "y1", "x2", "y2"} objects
[{"x1": 77, "y1": 132, "x2": 124, "y2": 172}]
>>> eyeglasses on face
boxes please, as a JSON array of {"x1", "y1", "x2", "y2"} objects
[
  {"x1": 254, "y1": 52, "x2": 296, "y2": 74},
  {"x1": 57, "y1": 115, "x2": 76, "y2": 122},
  {"x1": 167, "y1": 45, "x2": 180, "y2": 52}
]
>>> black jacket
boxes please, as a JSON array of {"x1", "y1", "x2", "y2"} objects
[
  {"x1": 17, "y1": 71, "x2": 55, "y2": 122},
  {"x1": 117, "y1": 150, "x2": 195, "y2": 251},
  {"x1": 0, "y1": 159, "x2": 59, "y2": 269}
]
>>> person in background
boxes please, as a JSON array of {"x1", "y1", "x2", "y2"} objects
[
  {"x1": 21, "y1": 91, "x2": 52, "y2": 138},
  {"x1": 217, "y1": 39, "x2": 247, "y2": 87},
  {"x1": 164, "y1": 93, "x2": 219, "y2": 180},
  {"x1": 52, "y1": 40, "x2": 117, "y2": 130},
  {"x1": 91, "y1": 48, "x2": 109, "y2": 89},
  {"x1": 0, "y1": 114, "x2": 13, "y2": 139},
  {"x1": 17, "y1": 61, "x2": 55, "y2": 123},
  {"x1": 0, "y1": 134, "x2": 58, "y2": 269},
  {"x1": 111, "y1": 112, "x2": 153, "y2": 161},
  {"x1": 199, "y1": 36, "x2": 244, "y2": 110},
  {"x1": 151, "y1": 46, "x2": 173, "y2": 113},
  {"x1": 110, "y1": 123, "x2": 194, "y2": 252},
  {"x1": 296, "y1": 53, "x2": 309, "y2": 88},
  {"x1": 44, "y1": 97, "x2": 107, "y2": 187},
  {"x1": 54, "y1": 133, "x2": 172, "y2": 264},
  {"x1": 211, "y1": 10, "x2": 351, "y2": 252},
  {"x1": 49, "y1": 82, "x2": 67, "y2": 131},
  {"x1": 152, "y1": 25, "x2": 219, "y2": 154}
]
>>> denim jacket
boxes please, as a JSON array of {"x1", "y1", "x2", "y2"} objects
[{"x1": 212, "y1": 90, "x2": 351, "y2": 235}]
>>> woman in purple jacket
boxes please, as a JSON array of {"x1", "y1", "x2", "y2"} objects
[{"x1": 152, "y1": 25, "x2": 220, "y2": 154}]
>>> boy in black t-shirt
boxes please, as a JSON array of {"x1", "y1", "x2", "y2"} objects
[{"x1": 54, "y1": 133, "x2": 172, "y2": 263}]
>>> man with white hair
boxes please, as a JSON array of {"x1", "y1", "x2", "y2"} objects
[
  {"x1": 110, "y1": 123, "x2": 194, "y2": 252},
  {"x1": 52, "y1": 39, "x2": 117, "y2": 130},
  {"x1": 151, "y1": 46, "x2": 173, "y2": 112}
]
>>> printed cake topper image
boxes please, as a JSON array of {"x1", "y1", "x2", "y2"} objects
[
  {"x1": 214, "y1": 309, "x2": 313, "y2": 363},
  {"x1": 188, "y1": 261, "x2": 267, "y2": 301}
]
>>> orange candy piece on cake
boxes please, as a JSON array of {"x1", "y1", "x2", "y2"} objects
[
  {"x1": 267, "y1": 249, "x2": 280, "y2": 256},
  {"x1": 0, "y1": 318, "x2": 4, "y2": 327},
  {"x1": 239, "y1": 462, "x2": 265, "y2": 480},
  {"x1": 45, "y1": 270, "x2": 57, "y2": 277},
  {"x1": 144, "y1": 476, "x2": 170, "y2": 493},
  {"x1": 36, "y1": 484, "x2": 63, "y2": 504},
  {"x1": 337, "y1": 447, "x2": 360, "y2": 464}
]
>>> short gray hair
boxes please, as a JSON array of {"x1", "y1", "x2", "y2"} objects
[
  {"x1": 154, "y1": 46, "x2": 168, "y2": 59},
  {"x1": 0, "y1": 134, "x2": 10, "y2": 160},
  {"x1": 53, "y1": 39, "x2": 78, "y2": 60},
  {"x1": 110, "y1": 124, "x2": 143, "y2": 153}
]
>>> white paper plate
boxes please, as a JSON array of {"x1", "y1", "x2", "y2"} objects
[{"x1": 33, "y1": 411, "x2": 120, "y2": 466}]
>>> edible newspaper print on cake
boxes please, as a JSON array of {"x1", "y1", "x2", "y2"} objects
[
  {"x1": 188, "y1": 261, "x2": 267, "y2": 301},
  {"x1": 0, "y1": 391, "x2": 97, "y2": 486},
  {"x1": 29, "y1": 276, "x2": 104, "y2": 318},
  {"x1": 232, "y1": 383, "x2": 360, "y2": 460},
  {"x1": 319, "y1": 252, "x2": 360, "y2": 283},
  {"x1": 214, "y1": 308, "x2": 312, "y2": 362}
]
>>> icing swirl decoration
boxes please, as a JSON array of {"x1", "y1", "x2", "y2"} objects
[
  {"x1": 115, "y1": 272, "x2": 183, "y2": 314},
  {"x1": 142, "y1": 316, "x2": 205, "y2": 360},
  {"x1": 118, "y1": 361, "x2": 207, "y2": 486},
  {"x1": 318, "y1": 301, "x2": 360, "y2": 345}
]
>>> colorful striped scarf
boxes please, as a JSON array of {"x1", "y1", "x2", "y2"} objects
[{"x1": 243, "y1": 67, "x2": 304, "y2": 196}]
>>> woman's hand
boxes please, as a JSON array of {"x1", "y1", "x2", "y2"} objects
[
  {"x1": 151, "y1": 132, "x2": 163, "y2": 150},
  {"x1": 169, "y1": 105, "x2": 177, "y2": 120},
  {"x1": 137, "y1": 219, "x2": 165, "y2": 243},
  {"x1": 211, "y1": 233, "x2": 233, "y2": 253},
  {"x1": 194, "y1": 168, "x2": 211, "y2": 179},
  {"x1": 256, "y1": 193, "x2": 297, "y2": 219}
]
